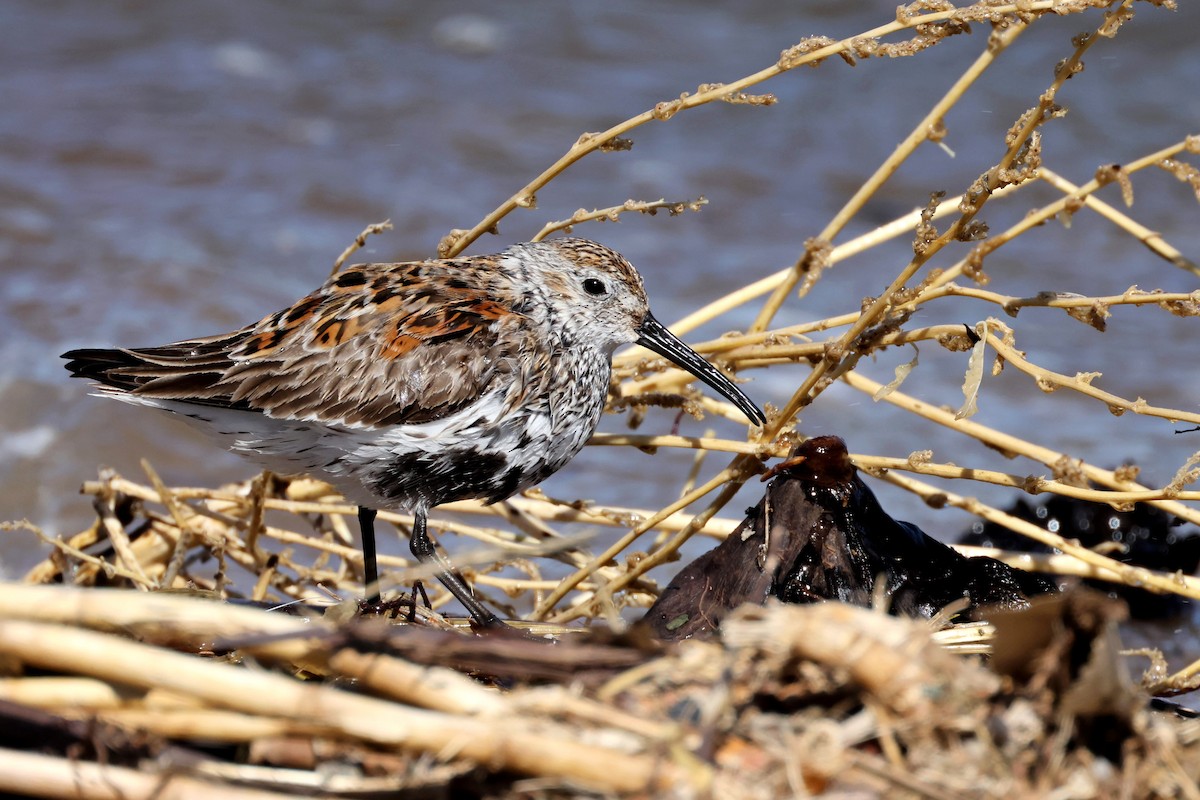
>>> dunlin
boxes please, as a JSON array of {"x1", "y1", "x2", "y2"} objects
[{"x1": 63, "y1": 238, "x2": 766, "y2": 626}]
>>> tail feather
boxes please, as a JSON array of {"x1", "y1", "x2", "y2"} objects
[
  {"x1": 62, "y1": 348, "x2": 145, "y2": 392},
  {"x1": 62, "y1": 331, "x2": 253, "y2": 409}
]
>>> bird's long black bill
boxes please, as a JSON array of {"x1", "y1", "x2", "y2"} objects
[{"x1": 635, "y1": 313, "x2": 766, "y2": 425}]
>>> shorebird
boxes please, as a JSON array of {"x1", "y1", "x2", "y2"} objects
[{"x1": 63, "y1": 238, "x2": 766, "y2": 626}]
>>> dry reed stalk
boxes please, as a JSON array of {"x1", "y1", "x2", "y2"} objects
[
  {"x1": 531, "y1": 197, "x2": 708, "y2": 241},
  {"x1": 329, "y1": 219, "x2": 392, "y2": 276},
  {"x1": 0, "y1": 748, "x2": 303, "y2": 800},
  {"x1": 845, "y1": 370, "x2": 1200, "y2": 527},
  {"x1": 0, "y1": 677, "x2": 130, "y2": 709},
  {"x1": 2, "y1": 582, "x2": 1198, "y2": 796},
  {"x1": 720, "y1": 603, "x2": 1000, "y2": 716},
  {"x1": 0, "y1": 618, "x2": 687, "y2": 793},
  {"x1": 1036, "y1": 166, "x2": 1196, "y2": 272},
  {"x1": 88, "y1": 709, "x2": 337, "y2": 743}
]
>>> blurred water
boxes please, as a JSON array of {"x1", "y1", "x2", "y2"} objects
[{"x1": 2, "y1": 0, "x2": 1198, "y2": 649}]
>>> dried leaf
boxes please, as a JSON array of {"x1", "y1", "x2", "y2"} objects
[
  {"x1": 872, "y1": 345, "x2": 919, "y2": 401},
  {"x1": 1065, "y1": 300, "x2": 1110, "y2": 331},
  {"x1": 955, "y1": 325, "x2": 987, "y2": 420}
]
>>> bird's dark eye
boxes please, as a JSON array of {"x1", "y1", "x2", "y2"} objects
[{"x1": 583, "y1": 278, "x2": 608, "y2": 296}]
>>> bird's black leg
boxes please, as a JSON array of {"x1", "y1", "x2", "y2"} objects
[
  {"x1": 358, "y1": 506, "x2": 380, "y2": 605},
  {"x1": 410, "y1": 509, "x2": 506, "y2": 628}
]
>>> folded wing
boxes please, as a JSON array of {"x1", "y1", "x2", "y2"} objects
[{"x1": 63, "y1": 260, "x2": 523, "y2": 429}]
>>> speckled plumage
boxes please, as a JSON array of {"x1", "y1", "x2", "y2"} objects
[{"x1": 64, "y1": 238, "x2": 765, "y2": 625}]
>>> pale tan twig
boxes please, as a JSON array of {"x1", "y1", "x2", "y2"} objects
[
  {"x1": 533, "y1": 466, "x2": 744, "y2": 619},
  {"x1": 93, "y1": 478, "x2": 154, "y2": 590},
  {"x1": 330, "y1": 219, "x2": 393, "y2": 276},
  {"x1": 751, "y1": 15, "x2": 1031, "y2": 331},
  {"x1": 918, "y1": 137, "x2": 1200, "y2": 292},
  {"x1": 548, "y1": 472, "x2": 748, "y2": 623},
  {"x1": 984, "y1": 330, "x2": 1200, "y2": 426},
  {"x1": 1037, "y1": 166, "x2": 1198, "y2": 276},
  {"x1": 908, "y1": 284, "x2": 1200, "y2": 317},
  {"x1": 5, "y1": 520, "x2": 151, "y2": 586},
  {"x1": 876, "y1": 469, "x2": 1200, "y2": 599},
  {"x1": 0, "y1": 619, "x2": 689, "y2": 793},
  {"x1": 0, "y1": 748, "x2": 302, "y2": 800},
  {"x1": 842, "y1": 370, "x2": 1200, "y2": 528},
  {"x1": 531, "y1": 197, "x2": 707, "y2": 242},
  {"x1": 442, "y1": 1, "x2": 1102, "y2": 259}
]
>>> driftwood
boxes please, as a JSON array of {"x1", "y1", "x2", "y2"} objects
[{"x1": 644, "y1": 435, "x2": 1055, "y2": 641}]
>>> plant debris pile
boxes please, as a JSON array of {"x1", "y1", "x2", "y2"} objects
[{"x1": 0, "y1": 578, "x2": 1197, "y2": 798}]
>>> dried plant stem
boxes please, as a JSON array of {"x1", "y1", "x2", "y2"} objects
[
  {"x1": 619, "y1": 324, "x2": 962, "y2": 389},
  {"x1": 952, "y1": 545, "x2": 1129, "y2": 580},
  {"x1": 0, "y1": 676, "x2": 129, "y2": 709},
  {"x1": 752, "y1": 16, "x2": 1030, "y2": 331},
  {"x1": 514, "y1": 685, "x2": 677, "y2": 740},
  {"x1": 448, "y1": 493, "x2": 741, "y2": 539},
  {"x1": 985, "y1": 331, "x2": 1200, "y2": 426},
  {"x1": 533, "y1": 466, "x2": 743, "y2": 619},
  {"x1": 1036, "y1": 166, "x2": 1198, "y2": 276},
  {"x1": 591, "y1": 432, "x2": 778, "y2": 459},
  {"x1": 721, "y1": 602, "x2": 997, "y2": 715},
  {"x1": 842, "y1": 370, "x2": 1200, "y2": 528},
  {"x1": 9, "y1": 520, "x2": 150, "y2": 587},
  {"x1": 0, "y1": 584, "x2": 330, "y2": 662},
  {"x1": 1154, "y1": 655, "x2": 1200, "y2": 694},
  {"x1": 0, "y1": 748, "x2": 300, "y2": 800},
  {"x1": 592, "y1": 435, "x2": 1200, "y2": 505},
  {"x1": 857, "y1": 456, "x2": 1200, "y2": 504},
  {"x1": 324, "y1": 648, "x2": 508, "y2": 716},
  {"x1": 911, "y1": 285, "x2": 1200, "y2": 315},
  {"x1": 531, "y1": 197, "x2": 707, "y2": 242},
  {"x1": 330, "y1": 219, "x2": 392, "y2": 276},
  {"x1": 0, "y1": 618, "x2": 687, "y2": 793},
  {"x1": 442, "y1": 2, "x2": 1096, "y2": 259},
  {"x1": 99, "y1": 709, "x2": 337, "y2": 742},
  {"x1": 661, "y1": 189, "x2": 1012, "y2": 339},
  {"x1": 876, "y1": 469, "x2": 1200, "y2": 599},
  {"x1": 549, "y1": 473, "x2": 747, "y2": 624},
  {"x1": 922, "y1": 137, "x2": 1199, "y2": 293},
  {"x1": 93, "y1": 488, "x2": 153, "y2": 590}
]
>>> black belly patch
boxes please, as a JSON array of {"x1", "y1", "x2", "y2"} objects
[{"x1": 369, "y1": 449, "x2": 526, "y2": 508}]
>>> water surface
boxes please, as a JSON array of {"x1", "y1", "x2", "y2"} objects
[{"x1": 2, "y1": 2, "x2": 1197, "y2": 652}]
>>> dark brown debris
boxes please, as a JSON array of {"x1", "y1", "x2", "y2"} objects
[{"x1": 643, "y1": 435, "x2": 1056, "y2": 641}]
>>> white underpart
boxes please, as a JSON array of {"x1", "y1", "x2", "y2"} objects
[{"x1": 92, "y1": 386, "x2": 551, "y2": 510}]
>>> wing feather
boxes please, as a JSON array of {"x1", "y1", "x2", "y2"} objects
[{"x1": 63, "y1": 258, "x2": 528, "y2": 428}]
